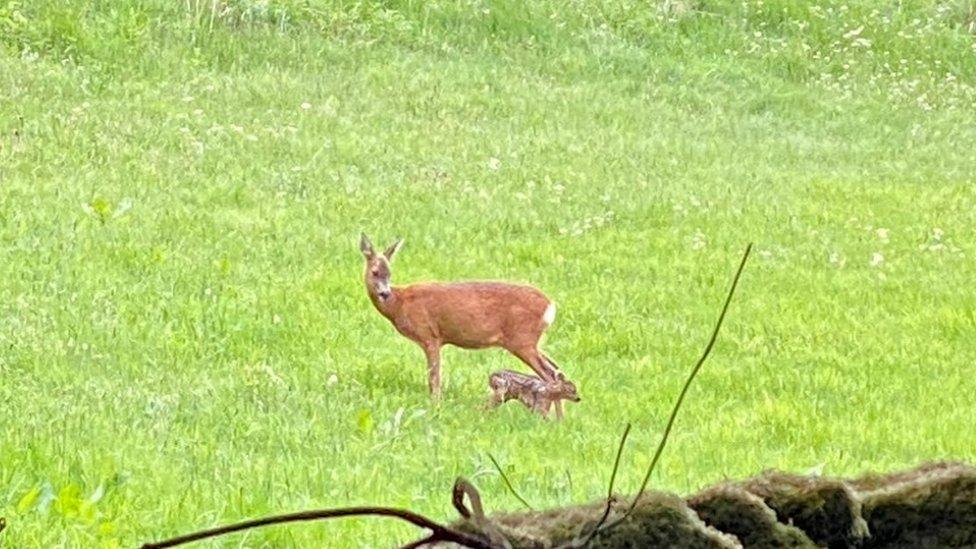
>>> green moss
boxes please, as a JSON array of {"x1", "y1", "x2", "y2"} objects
[
  {"x1": 448, "y1": 493, "x2": 736, "y2": 548},
  {"x1": 689, "y1": 485, "x2": 815, "y2": 548},
  {"x1": 741, "y1": 472, "x2": 868, "y2": 548},
  {"x1": 443, "y1": 463, "x2": 976, "y2": 548},
  {"x1": 860, "y1": 463, "x2": 976, "y2": 549}
]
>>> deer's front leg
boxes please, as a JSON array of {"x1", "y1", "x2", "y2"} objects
[{"x1": 422, "y1": 342, "x2": 442, "y2": 398}]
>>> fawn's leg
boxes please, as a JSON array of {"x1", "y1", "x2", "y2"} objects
[
  {"x1": 422, "y1": 342, "x2": 442, "y2": 397},
  {"x1": 535, "y1": 399, "x2": 552, "y2": 420},
  {"x1": 553, "y1": 399, "x2": 564, "y2": 419}
]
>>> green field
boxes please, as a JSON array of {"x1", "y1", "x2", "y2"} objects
[{"x1": 2, "y1": 0, "x2": 976, "y2": 546}]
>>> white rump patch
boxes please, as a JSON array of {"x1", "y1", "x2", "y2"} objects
[{"x1": 542, "y1": 303, "x2": 556, "y2": 325}]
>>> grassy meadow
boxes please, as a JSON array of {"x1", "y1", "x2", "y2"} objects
[{"x1": 2, "y1": 0, "x2": 976, "y2": 546}]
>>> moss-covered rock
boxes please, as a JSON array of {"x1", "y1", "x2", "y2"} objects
[
  {"x1": 740, "y1": 471, "x2": 868, "y2": 548},
  {"x1": 859, "y1": 462, "x2": 976, "y2": 549},
  {"x1": 689, "y1": 485, "x2": 816, "y2": 548},
  {"x1": 433, "y1": 462, "x2": 976, "y2": 548},
  {"x1": 446, "y1": 492, "x2": 739, "y2": 548},
  {"x1": 849, "y1": 460, "x2": 971, "y2": 492}
]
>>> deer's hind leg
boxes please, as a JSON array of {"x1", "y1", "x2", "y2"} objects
[
  {"x1": 508, "y1": 346, "x2": 556, "y2": 381},
  {"x1": 507, "y1": 346, "x2": 568, "y2": 419},
  {"x1": 510, "y1": 345, "x2": 571, "y2": 416}
]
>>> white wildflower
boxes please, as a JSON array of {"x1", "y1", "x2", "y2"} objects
[{"x1": 829, "y1": 251, "x2": 846, "y2": 268}]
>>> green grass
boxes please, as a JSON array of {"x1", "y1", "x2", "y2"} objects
[{"x1": 2, "y1": 0, "x2": 976, "y2": 546}]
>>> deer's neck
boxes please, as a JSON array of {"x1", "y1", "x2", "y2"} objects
[{"x1": 369, "y1": 287, "x2": 401, "y2": 322}]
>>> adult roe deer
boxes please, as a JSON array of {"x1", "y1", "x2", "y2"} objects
[{"x1": 359, "y1": 234, "x2": 571, "y2": 415}]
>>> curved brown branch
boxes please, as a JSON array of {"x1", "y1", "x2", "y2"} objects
[
  {"x1": 140, "y1": 506, "x2": 494, "y2": 549},
  {"x1": 399, "y1": 533, "x2": 438, "y2": 549},
  {"x1": 452, "y1": 478, "x2": 512, "y2": 549}
]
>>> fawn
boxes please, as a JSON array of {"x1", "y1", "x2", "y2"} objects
[
  {"x1": 359, "y1": 234, "x2": 573, "y2": 416},
  {"x1": 487, "y1": 369, "x2": 580, "y2": 419}
]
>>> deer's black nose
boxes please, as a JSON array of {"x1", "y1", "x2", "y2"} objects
[{"x1": 379, "y1": 290, "x2": 391, "y2": 300}]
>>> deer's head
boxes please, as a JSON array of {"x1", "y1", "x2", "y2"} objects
[
  {"x1": 553, "y1": 372, "x2": 581, "y2": 402},
  {"x1": 360, "y1": 233, "x2": 403, "y2": 302}
]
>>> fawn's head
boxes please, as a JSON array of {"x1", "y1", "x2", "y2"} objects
[
  {"x1": 553, "y1": 372, "x2": 581, "y2": 402},
  {"x1": 360, "y1": 233, "x2": 403, "y2": 302}
]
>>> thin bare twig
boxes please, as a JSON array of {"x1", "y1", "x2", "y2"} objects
[
  {"x1": 140, "y1": 506, "x2": 493, "y2": 549},
  {"x1": 0, "y1": 516, "x2": 6, "y2": 535},
  {"x1": 603, "y1": 423, "x2": 632, "y2": 508},
  {"x1": 488, "y1": 453, "x2": 533, "y2": 510},
  {"x1": 566, "y1": 423, "x2": 632, "y2": 547},
  {"x1": 588, "y1": 243, "x2": 753, "y2": 542}
]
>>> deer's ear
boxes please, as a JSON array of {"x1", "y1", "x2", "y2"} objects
[
  {"x1": 360, "y1": 233, "x2": 375, "y2": 259},
  {"x1": 384, "y1": 238, "x2": 404, "y2": 260}
]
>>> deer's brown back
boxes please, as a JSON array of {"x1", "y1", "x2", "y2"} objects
[{"x1": 395, "y1": 282, "x2": 550, "y2": 348}]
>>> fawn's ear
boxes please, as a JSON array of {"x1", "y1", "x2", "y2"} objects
[
  {"x1": 360, "y1": 233, "x2": 375, "y2": 259},
  {"x1": 384, "y1": 238, "x2": 404, "y2": 261}
]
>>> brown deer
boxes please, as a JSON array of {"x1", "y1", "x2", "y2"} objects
[
  {"x1": 487, "y1": 369, "x2": 580, "y2": 419},
  {"x1": 359, "y1": 234, "x2": 571, "y2": 415}
]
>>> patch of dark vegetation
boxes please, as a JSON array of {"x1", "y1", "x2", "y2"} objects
[{"x1": 688, "y1": 485, "x2": 816, "y2": 548}]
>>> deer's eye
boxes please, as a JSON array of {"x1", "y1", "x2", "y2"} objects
[{"x1": 371, "y1": 270, "x2": 380, "y2": 276}]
